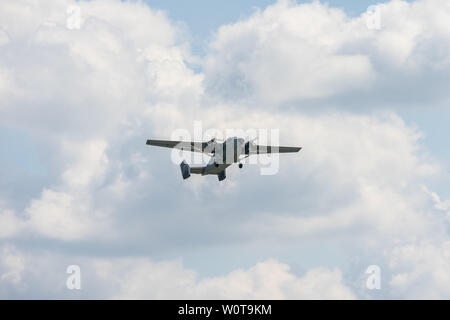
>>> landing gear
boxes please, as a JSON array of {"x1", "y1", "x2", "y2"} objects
[{"x1": 238, "y1": 163, "x2": 243, "y2": 169}]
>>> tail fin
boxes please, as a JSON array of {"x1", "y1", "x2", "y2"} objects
[
  {"x1": 180, "y1": 160, "x2": 191, "y2": 179},
  {"x1": 218, "y1": 170, "x2": 226, "y2": 181}
]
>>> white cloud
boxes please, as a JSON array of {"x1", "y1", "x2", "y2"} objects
[
  {"x1": 186, "y1": 261, "x2": 355, "y2": 299},
  {"x1": 388, "y1": 241, "x2": 450, "y2": 299},
  {"x1": 61, "y1": 139, "x2": 109, "y2": 188},
  {"x1": 0, "y1": 0, "x2": 449, "y2": 299},
  {"x1": 0, "y1": 246, "x2": 25, "y2": 284},
  {"x1": 0, "y1": 139, "x2": 113, "y2": 241},
  {"x1": 0, "y1": 28, "x2": 9, "y2": 46},
  {"x1": 0, "y1": 0, "x2": 202, "y2": 242},
  {"x1": 0, "y1": 66, "x2": 19, "y2": 105},
  {"x1": 195, "y1": 109, "x2": 443, "y2": 246},
  {"x1": 423, "y1": 185, "x2": 450, "y2": 213},
  {"x1": 25, "y1": 189, "x2": 103, "y2": 241},
  {"x1": 0, "y1": 246, "x2": 355, "y2": 299},
  {"x1": 0, "y1": 209, "x2": 24, "y2": 239},
  {"x1": 204, "y1": 0, "x2": 450, "y2": 106},
  {"x1": 0, "y1": 0, "x2": 202, "y2": 140}
]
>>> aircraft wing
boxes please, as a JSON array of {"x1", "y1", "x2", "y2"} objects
[
  {"x1": 146, "y1": 139, "x2": 209, "y2": 153},
  {"x1": 246, "y1": 145, "x2": 302, "y2": 154}
]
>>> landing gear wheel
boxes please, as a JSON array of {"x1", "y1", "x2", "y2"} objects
[{"x1": 238, "y1": 163, "x2": 243, "y2": 169}]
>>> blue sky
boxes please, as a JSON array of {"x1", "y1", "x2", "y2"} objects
[
  {"x1": 144, "y1": 0, "x2": 400, "y2": 36},
  {"x1": 144, "y1": 0, "x2": 408, "y2": 56},
  {"x1": 1, "y1": 0, "x2": 450, "y2": 299},
  {"x1": 143, "y1": 0, "x2": 448, "y2": 198}
]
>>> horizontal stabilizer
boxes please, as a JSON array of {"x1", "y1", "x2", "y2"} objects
[{"x1": 180, "y1": 161, "x2": 205, "y2": 180}]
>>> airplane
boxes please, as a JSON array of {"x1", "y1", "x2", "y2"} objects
[{"x1": 146, "y1": 137, "x2": 301, "y2": 181}]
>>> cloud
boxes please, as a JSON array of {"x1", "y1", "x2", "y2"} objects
[
  {"x1": 0, "y1": 139, "x2": 113, "y2": 241},
  {"x1": 189, "y1": 110, "x2": 444, "y2": 249},
  {"x1": 0, "y1": 246, "x2": 25, "y2": 285},
  {"x1": 388, "y1": 241, "x2": 450, "y2": 299},
  {"x1": 423, "y1": 185, "x2": 450, "y2": 213},
  {"x1": 0, "y1": 0, "x2": 449, "y2": 299},
  {"x1": 0, "y1": 245, "x2": 355, "y2": 299},
  {"x1": 103, "y1": 258, "x2": 355, "y2": 299},
  {"x1": 0, "y1": 0, "x2": 202, "y2": 242},
  {"x1": 204, "y1": 1, "x2": 373, "y2": 103},
  {"x1": 0, "y1": 208, "x2": 24, "y2": 239},
  {"x1": 0, "y1": 0, "x2": 202, "y2": 140},
  {"x1": 25, "y1": 189, "x2": 102, "y2": 241},
  {"x1": 203, "y1": 0, "x2": 450, "y2": 107}
]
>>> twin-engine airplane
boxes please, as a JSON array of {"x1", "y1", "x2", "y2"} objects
[{"x1": 146, "y1": 137, "x2": 301, "y2": 181}]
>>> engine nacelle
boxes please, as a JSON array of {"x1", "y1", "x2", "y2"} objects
[
  {"x1": 218, "y1": 170, "x2": 226, "y2": 181},
  {"x1": 244, "y1": 141, "x2": 250, "y2": 155}
]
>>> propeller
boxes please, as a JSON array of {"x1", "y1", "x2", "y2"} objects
[
  {"x1": 205, "y1": 137, "x2": 218, "y2": 154},
  {"x1": 244, "y1": 136, "x2": 259, "y2": 155}
]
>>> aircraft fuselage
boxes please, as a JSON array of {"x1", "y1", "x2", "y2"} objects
[{"x1": 202, "y1": 137, "x2": 245, "y2": 175}]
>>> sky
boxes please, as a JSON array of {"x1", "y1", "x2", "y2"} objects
[{"x1": 0, "y1": 0, "x2": 450, "y2": 299}]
